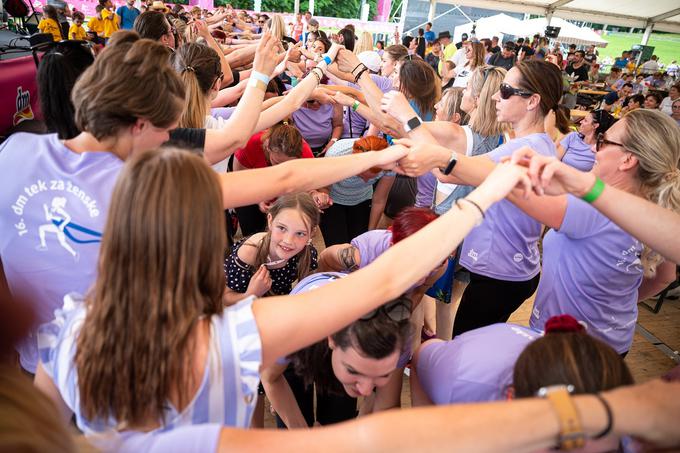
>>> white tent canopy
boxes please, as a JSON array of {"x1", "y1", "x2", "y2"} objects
[
  {"x1": 433, "y1": 0, "x2": 680, "y2": 34},
  {"x1": 453, "y1": 13, "x2": 525, "y2": 43},
  {"x1": 519, "y1": 17, "x2": 609, "y2": 47}
]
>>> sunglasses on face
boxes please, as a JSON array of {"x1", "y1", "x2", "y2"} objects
[
  {"x1": 595, "y1": 132, "x2": 626, "y2": 152},
  {"x1": 499, "y1": 82, "x2": 534, "y2": 100}
]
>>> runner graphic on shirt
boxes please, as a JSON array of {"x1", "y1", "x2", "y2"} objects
[{"x1": 37, "y1": 197, "x2": 77, "y2": 258}]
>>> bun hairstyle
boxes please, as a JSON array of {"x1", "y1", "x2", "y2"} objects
[
  {"x1": 73, "y1": 35, "x2": 185, "y2": 141},
  {"x1": 513, "y1": 315, "x2": 634, "y2": 398},
  {"x1": 620, "y1": 109, "x2": 680, "y2": 277},
  {"x1": 352, "y1": 136, "x2": 388, "y2": 173},
  {"x1": 262, "y1": 120, "x2": 304, "y2": 161}
]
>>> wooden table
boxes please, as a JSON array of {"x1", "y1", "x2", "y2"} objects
[
  {"x1": 578, "y1": 89, "x2": 610, "y2": 96},
  {"x1": 570, "y1": 109, "x2": 588, "y2": 119}
]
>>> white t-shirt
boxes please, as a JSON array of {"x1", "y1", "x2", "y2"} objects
[{"x1": 449, "y1": 47, "x2": 468, "y2": 70}]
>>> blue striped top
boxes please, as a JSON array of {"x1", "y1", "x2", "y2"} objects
[{"x1": 38, "y1": 293, "x2": 262, "y2": 434}]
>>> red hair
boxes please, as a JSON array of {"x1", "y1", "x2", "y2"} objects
[{"x1": 391, "y1": 207, "x2": 438, "y2": 244}]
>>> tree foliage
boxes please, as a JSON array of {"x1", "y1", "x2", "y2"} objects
[{"x1": 216, "y1": 0, "x2": 377, "y2": 20}]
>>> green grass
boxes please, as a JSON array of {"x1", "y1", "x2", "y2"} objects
[{"x1": 597, "y1": 32, "x2": 680, "y2": 67}]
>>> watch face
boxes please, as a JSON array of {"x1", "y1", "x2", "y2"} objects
[{"x1": 407, "y1": 117, "x2": 421, "y2": 130}]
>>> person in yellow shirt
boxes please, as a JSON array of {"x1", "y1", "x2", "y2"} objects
[
  {"x1": 99, "y1": 0, "x2": 120, "y2": 40},
  {"x1": 68, "y1": 11, "x2": 87, "y2": 40},
  {"x1": 87, "y1": 5, "x2": 105, "y2": 39},
  {"x1": 38, "y1": 5, "x2": 63, "y2": 41}
]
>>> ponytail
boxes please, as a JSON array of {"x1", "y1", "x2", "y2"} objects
[{"x1": 179, "y1": 69, "x2": 208, "y2": 128}]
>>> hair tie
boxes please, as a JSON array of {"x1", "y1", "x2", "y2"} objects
[
  {"x1": 544, "y1": 314, "x2": 585, "y2": 334},
  {"x1": 182, "y1": 65, "x2": 195, "y2": 73},
  {"x1": 665, "y1": 168, "x2": 680, "y2": 182}
]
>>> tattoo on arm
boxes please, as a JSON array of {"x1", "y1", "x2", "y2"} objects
[{"x1": 338, "y1": 246, "x2": 359, "y2": 271}]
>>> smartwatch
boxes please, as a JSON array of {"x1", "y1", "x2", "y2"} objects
[
  {"x1": 403, "y1": 116, "x2": 422, "y2": 133},
  {"x1": 440, "y1": 151, "x2": 458, "y2": 175}
]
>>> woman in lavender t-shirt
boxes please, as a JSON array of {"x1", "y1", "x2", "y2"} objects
[
  {"x1": 392, "y1": 61, "x2": 564, "y2": 337},
  {"x1": 556, "y1": 109, "x2": 615, "y2": 172}
]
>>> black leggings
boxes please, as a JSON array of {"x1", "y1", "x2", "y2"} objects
[
  {"x1": 275, "y1": 365, "x2": 357, "y2": 428},
  {"x1": 320, "y1": 200, "x2": 372, "y2": 247},
  {"x1": 452, "y1": 270, "x2": 540, "y2": 337}
]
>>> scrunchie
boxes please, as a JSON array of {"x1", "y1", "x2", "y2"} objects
[
  {"x1": 544, "y1": 314, "x2": 585, "y2": 334},
  {"x1": 182, "y1": 65, "x2": 195, "y2": 73}
]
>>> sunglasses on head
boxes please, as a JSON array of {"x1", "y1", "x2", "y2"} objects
[
  {"x1": 360, "y1": 298, "x2": 411, "y2": 323},
  {"x1": 595, "y1": 133, "x2": 626, "y2": 152},
  {"x1": 499, "y1": 82, "x2": 534, "y2": 100}
]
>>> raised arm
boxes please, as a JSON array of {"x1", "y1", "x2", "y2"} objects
[
  {"x1": 513, "y1": 148, "x2": 680, "y2": 264},
  {"x1": 193, "y1": 20, "x2": 234, "y2": 87},
  {"x1": 253, "y1": 162, "x2": 531, "y2": 368}
]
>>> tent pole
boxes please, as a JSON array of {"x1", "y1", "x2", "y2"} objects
[
  {"x1": 641, "y1": 22, "x2": 653, "y2": 45},
  {"x1": 428, "y1": 0, "x2": 436, "y2": 22}
]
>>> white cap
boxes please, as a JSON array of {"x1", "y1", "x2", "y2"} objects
[{"x1": 358, "y1": 51, "x2": 381, "y2": 73}]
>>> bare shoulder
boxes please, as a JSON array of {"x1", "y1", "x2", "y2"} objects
[{"x1": 237, "y1": 233, "x2": 266, "y2": 265}]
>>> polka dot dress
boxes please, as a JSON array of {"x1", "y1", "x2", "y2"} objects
[{"x1": 225, "y1": 238, "x2": 319, "y2": 296}]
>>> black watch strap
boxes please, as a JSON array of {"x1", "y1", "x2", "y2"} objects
[
  {"x1": 441, "y1": 152, "x2": 458, "y2": 175},
  {"x1": 404, "y1": 116, "x2": 422, "y2": 133}
]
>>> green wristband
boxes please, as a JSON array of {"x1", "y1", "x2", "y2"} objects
[
  {"x1": 581, "y1": 177, "x2": 605, "y2": 203},
  {"x1": 351, "y1": 100, "x2": 360, "y2": 112}
]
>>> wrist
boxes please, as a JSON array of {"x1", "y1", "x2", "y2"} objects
[{"x1": 580, "y1": 175, "x2": 605, "y2": 203}]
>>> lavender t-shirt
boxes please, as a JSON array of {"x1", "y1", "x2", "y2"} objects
[
  {"x1": 342, "y1": 75, "x2": 394, "y2": 139},
  {"x1": 351, "y1": 229, "x2": 392, "y2": 268},
  {"x1": 89, "y1": 424, "x2": 222, "y2": 453},
  {"x1": 292, "y1": 103, "x2": 334, "y2": 148},
  {"x1": 211, "y1": 107, "x2": 236, "y2": 121},
  {"x1": 530, "y1": 196, "x2": 643, "y2": 353},
  {"x1": 460, "y1": 133, "x2": 556, "y2": 281},
  {"x1": 416, "y1": 323, "x2": 539, "y2": 404},
  {"x1": 0, "y1": 133, "x2": 123, "y2": 372},
  {"x1": 560, "y1": 132, "x2": 595, "y2": 172}
]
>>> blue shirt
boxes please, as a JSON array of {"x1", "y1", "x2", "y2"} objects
[
  {"x1": 424, "y1": 30, "x2": 435, "y2": 42},
  {"x1": 116, "y1": 5, "x2": 140, "y2": 30}
]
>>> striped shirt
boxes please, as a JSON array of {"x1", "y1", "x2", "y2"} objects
[{"x1": 38, "y1": 293, "x2": 262, "y2": 434}]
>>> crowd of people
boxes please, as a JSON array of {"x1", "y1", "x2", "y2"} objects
[{"x1": 2, "y1": 3, "x2": 680, "y2": 452}]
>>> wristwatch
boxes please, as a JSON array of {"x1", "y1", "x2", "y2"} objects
[
  {"x1": 403, "y1": 116, "x2": 422, "y2": 133},
  {"x1": 537, "y1": 384, "x2": 586, "y2": 451},
  {"x1": 440, "y1": 151, "x2": 458, "y2": 175}
]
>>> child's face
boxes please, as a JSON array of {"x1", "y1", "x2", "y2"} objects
[
  {"x1": 75, "y1": 18, "x2": 83, "y2": 26},
  {"x1": 96, "y1": 11, "x2": 102, "y2": 18},
  {"x1": 267, "y1": 208, "x2": 312, "y2": 261}
]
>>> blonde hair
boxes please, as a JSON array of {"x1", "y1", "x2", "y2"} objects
[
  {"x1": 354, "y1": 31, "x2": 374, "y2": 54},
  {"x1": 268, "y1": 14, "x2": 286, "y2": 42},
  {"x1": 438, "y1": 87, "x2": 468, "y2": 124},
  {"x1": 621, "y1": 109, "x2": 680, "y2": 277},
  {"x1": 467, "y1": 65, "x2": 507, "y2": 137}
]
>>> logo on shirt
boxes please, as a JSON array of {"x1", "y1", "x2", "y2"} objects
[
  {"x1": 467, "y1": 248, "x2": 479, "y2": 261},
  {"x1": 617, "y1": 241, "x2": 643, "y2": 273},
  {"x1": 11, "y1": 179, "x2": 103, "y2": 260},
  {"x1": 12, "y1": 86, "x2": 34, "y2": 126},
  {"x1": 513, "y1": 253, "x2": 523, "y2": 263}
]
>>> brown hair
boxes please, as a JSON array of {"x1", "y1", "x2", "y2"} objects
[
  {"x1": 513, "y1": 332, "x2": 634, "y2": 397},
  {"x1": 42, "y1": 4, "x2": 59, "y2": 21},
  {"x1": 171, "y1": 42, "x2": 221, "y2": 128},
  {"x1": 384, "y1": 44, "x2": 408, "y2": 63},
  {"x1": 133, "y1": 10, "x2": 171, "y2": 41},
  {"x1": 72, "y1": 35, "x2": 184, "y2": 141},
  {"x1": 620, "y1": 109, "x2": 680, "y2": 277},
  {"x1": 262, "y1": 121, "x2": 304, "y2": 162},
  {"x1": 75, "y1": 148, "x2": 226, "y2": 426},
  {"x1": 514, "y1": 60, "x2": 563, "y2": 118},
  {"x1": 249, "y1": 193, "x2": 320, "y2": 285},
  {"x1": 399, "y1": 59, "x2": 440, "y2": 119},
  {"x1": 72, "y1": 10, "x2": 85, "y2": 21},
  {"x1": 467, "y1": 41, "x2": 486, "y2": 69}
]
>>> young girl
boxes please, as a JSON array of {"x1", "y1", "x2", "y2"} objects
[
  {"x1": 38, "y1": 5, "x2": 63, "y2": 41},
  {"x1": 86, "y1": 5, "x2": 106, "y2": 41},
  {"x1": 262, "y1": 272, "x2": 412, "y2": 428},
  {"x1": 223, "y1": 192, "x2": 319, "y2": 305},
  {"x1": 68, "y1": 11, "x2": 87, "y2": 40}
]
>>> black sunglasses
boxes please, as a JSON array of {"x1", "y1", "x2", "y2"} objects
[
  {"x1": 595, "y1": 133, "x2": 626, "y2": 152},
  {"x1": 360, "y1": 298, "x2": 411, "y2": 323},
  {"x1": 499, "y1": 83, "x2": 534, "y2": 100}
]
